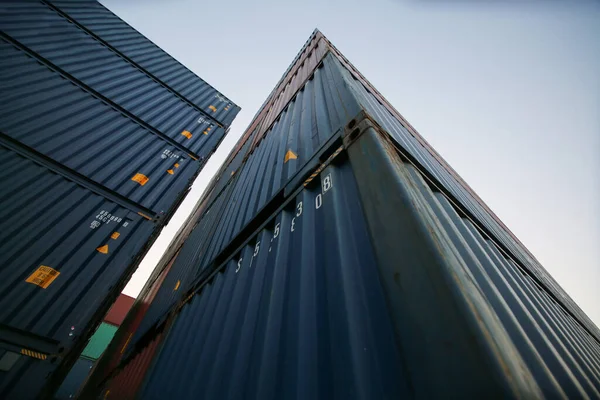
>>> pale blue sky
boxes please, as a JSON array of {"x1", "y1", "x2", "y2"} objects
[{"x1": 101, "y1": 0, "x2": 600, "y2": 326}]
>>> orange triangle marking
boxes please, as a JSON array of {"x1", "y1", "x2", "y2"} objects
[
  {"x1": 284, "y1": 149, "x2": 297, "y2": 163},
  {"x1": 167, "y1": 169, "x2": 174, "y2": 175},
  {"x1": 96, "y1": 244, "x2": 109, "y2": 254}
]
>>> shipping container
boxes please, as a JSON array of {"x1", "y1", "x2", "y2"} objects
[
  {"x1": 128, "y1": 123, "x2": 600, "y2": 399},
  {"x1": 46, "y1": 0, "x2": 238, "y2": 128},
  {"x1": 0, "y1": 2, "x2": 238, "y2": 398},
  {"x1": 76, "y1": 251, "x2": 180, "y2": 399},
  {"x1": 104, "y1": 294, "x2": 135, "y2": 327},
  {"x1": 0, "y1": 142, "x2": 156, "y2": 399},
  {"x1": 0, "y1": 37, "x2": 201, "y2": 218},
  {"x1": 85, "y1": 29, "x2": 600, "y2": 399},
  {"x1": 54, "y1": 357, "x2": 94, "y2": 400},
  {"x1": 81, "y1": 323, "x2": 118, "y2": 360}
]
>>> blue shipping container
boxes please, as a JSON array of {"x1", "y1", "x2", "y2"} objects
[
  {"x1": 0, "y1": 2, "x2": 239, "y2": 398},
  {"x1": 88, "y1": 30, "x2": 600, "y2": 399}
]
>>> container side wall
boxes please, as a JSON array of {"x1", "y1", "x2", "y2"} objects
[
  {"x1": 0, "y1": 144, "x2": 155, "y2": 399},
  {"x1": 81, "y1": 322, "x2": 119, "y2": 360},
  {"x1": 335, "y1": 59, "x2": 600, "y2": 342},
  {"x1": 54, "y1": 357, "x2": 94, "y2": 400},
  {"x1": 139, "y1": 158, "x2": 411, "y2": 400},
  {"x1": 346, "y1": 123, "x2": 600, "y2": 398},
  {"x1": 0, "y1": 38, "x2": 198, "y2": 215},
  {"x1": 49, "y1": 0, "x2": 240, "y2": 127},
  {"x1": 104, "y1": 294, "x2": 135, "y2": 327},
  {"x1": 0, "y1": 2, "x2": 229, "y2": 158}
]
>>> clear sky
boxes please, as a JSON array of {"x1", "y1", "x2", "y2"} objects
[{"x1": 100, "y1": 0, "x2": 600, "y2": 327}]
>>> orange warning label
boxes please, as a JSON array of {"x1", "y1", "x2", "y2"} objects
[
  {"x1": 284, "y1": 149, "x2": 298, "y2": 163},
  {"x1": 25, "y1": 266, "x2": 60, "y2": 289},
  {"x1": 167, "y1": 169, "x2": 174, "y2": 175},
  {"x1": 131, "y1": 173, "x2": 149, "y2": 186},
  {"x1": 111, "y1": 232, "x2": 120, "y2": 240},
  {"x1": 97, "y1": 244, "x2": 109, "y2": 254},
  {"x1": 203, "y1": 130, "x2": 208, "y2": 135},
  {"x1": 181, "y1": 130, "x2": 193, "y2": 139},
  {"x1": 174, "y1": 163, "x2": 180, "y2": 168},
  {"x1": 174, "y1": 280, "x2": 181, "y2": 291},
  {"x1": 209, "y1": 105, "x2": 217, "y2": 112}
]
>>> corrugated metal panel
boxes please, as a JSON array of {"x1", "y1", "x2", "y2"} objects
[
  {"x1": 77, "y1": 259, "x2": 175, "y2": 399},
  {"x1": 344, "y1": 123, "x2": 600, "y2": 397},
  {"x1": 81, "y1": 322, "x2": 118, "y2": 360},
  {"x1": 90, "y1": 29, "x2": 600, "y2": 399},
  {"x1": 0, "y1": 38, "x2": 199, "y2": 216},
  {"x1": 0, "y1": 144, "x2": 155, "y2": 399},
  {"x1": 0, "y1": 2, "x2": 237, "y2": 158},
  {"x1": 48, "y1": 0, "x2": 239, "y2": 128},
  {"x1": 192, "y1": 53, "x2": 359, "y2": 276},
  {"x1": 335, "y1": 59, "x2": 600, "y2": 343},
  {"x1": 103, "y1": 332, "x2": 163, "y2": 400},
  {"x1": 122, "y1": 53, "x2": 362, "y2": 348},
  {"x1": 139, "y1": 158, "x2": 410, "y2": 400},
  {"x1": 129, "y1": 178, "x2": 239, "y2": 348},
  {"x1": 54, "y1": 357, "x2": 94, "y2": 400},
  {"x1": 133, "y1": 131, "x2": 600, "y2": 398},
  {"x1": 104, "y1": 294, "x2": 135, "y2": 326},
  {"x1": 0, "y1": 3, "x2": 239, "y2": 397},
  {"x1": 0, "y1": 145, "x2": 153, "y2": 340}
]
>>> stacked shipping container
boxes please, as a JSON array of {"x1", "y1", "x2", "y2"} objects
[
  {"x1": 55, "y1": 294, "x2": 134, "y2": 400},
  {"x1": 86, "y1": 31, "x2": 600, "y2": 399},
  {"x1": 85, "y1": 29, "x2": 600, "y2": 399},
  {"x1": 0, "y1": 1, "x2": 239, "y2": 398}
]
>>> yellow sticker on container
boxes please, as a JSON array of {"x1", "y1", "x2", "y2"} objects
[
  {"x1": 207, "y1": 127, "x2": 212, "y2": 132},
  {"x1": 131, "y1": 173, "x2": 149, "y2": 186},
  {"x1": 181, "y1": 130, "x2": 192, "y2": 139},
  {"x1": 209, "y1": 105, "x2": 217, "y2": 112},
  {"x1": 167, "y1": 169, "x2": 174, "y2": 175},
  {"x1": 97, "y1": 244, "x2": 109, "y2": 254},
  {"x1": 174, "y1": 163, "x2": 180, "y2": 168},
  {"x1": 25, "y1": 265, "x2": 60, "y2": 289},
  {"x1": 203, "y1": 130, "x2": 208, "y2": 135},
  {"x1": 174, "y1": 280, "x2": 181, "y2": 291},
  {"x1": 111, "y1": 232, "x2": 120, "y2": 240},
  {"x1": 284, "y1": 149, "x2": 298, "y2": 163}
]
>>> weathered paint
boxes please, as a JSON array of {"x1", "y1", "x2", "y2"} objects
[
  {"x1": 335, "y1": 62, "x2": 600, "y2": 344},
  {"x1": 84, "y1": 29, "x2": 600, "y2": 400},
  {"x1": 123, "y1": 53, "x2": 361, "y2": 350},
  {"x1": 345, "y1": 122, "x2": 600, "y2": 397},
  {"x1": 138, "y1": 159, "x2": 410, "y2": 400}
]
